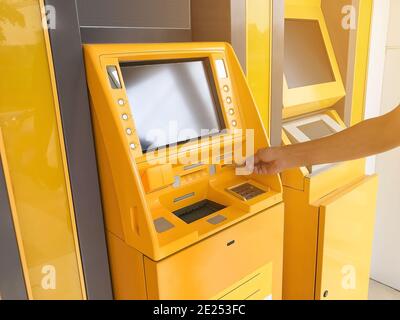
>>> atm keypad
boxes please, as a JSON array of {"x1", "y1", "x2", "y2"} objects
[{"x1": 227, "y1": 183, "x2": 266, "y2": 201}]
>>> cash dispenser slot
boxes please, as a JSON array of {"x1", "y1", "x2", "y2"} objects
[{"x1": 173, "y1": 199, "x2": 226, "y2": 224}]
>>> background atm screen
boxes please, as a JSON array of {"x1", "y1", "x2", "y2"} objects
[
  {"x1": 120, "y1": 59, "x2": 225, "y2": 153},
  {"x1": 298, "y1": 120, "x2": 337, "y2": 140},
  {"x1": 284, "y1": 19, "x2": 335, "y2": 88}
]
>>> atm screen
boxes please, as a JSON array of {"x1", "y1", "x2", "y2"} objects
[
  {"x1": 120, "y1": 59, "x2": 225, "y2": 153},
  {"x1": 284, "y1": 19, "x2": 335, "y2": 89}
]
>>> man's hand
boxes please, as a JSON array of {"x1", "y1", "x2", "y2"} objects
[{"x1": 253, "y1": 147, "x2": 287, "y2": 175}]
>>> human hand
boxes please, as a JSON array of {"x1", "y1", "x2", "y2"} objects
[{"x1": 252, "y1": 147, "x2": 287, "y2": 175}]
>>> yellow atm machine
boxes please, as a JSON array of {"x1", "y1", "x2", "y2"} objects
[
  {"x1": 84, "y1": 42, "x2": 285, "y2": 300},
  {"x1": 279, "y1": 1, "x2": 377, "y2": 300}
]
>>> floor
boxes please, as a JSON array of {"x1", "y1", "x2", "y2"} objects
[{"x1": 369, "y1": 280, "x2": 400, "y2": 300}]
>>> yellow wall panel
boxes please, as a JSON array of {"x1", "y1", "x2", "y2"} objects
[
  {"x1": 246, "y1": 0, "x2": 271, "y2": 135},
  {"x1": 0, "y1": 0, "x2": 85, "y2": 299}
]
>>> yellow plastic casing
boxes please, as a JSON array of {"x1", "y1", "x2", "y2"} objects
[
  {"x1": 283, "y1": 0, "x2": 346, "y2": 119},
  {"x1": 84, "y1": 42, "x2": 284, "y2": 300},
  {"x1": 281, "y1": 110, "x2": 377, "y2": 300}
]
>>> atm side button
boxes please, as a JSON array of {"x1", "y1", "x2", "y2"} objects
[{"x1": 154, "y1": 218, "x2": 175, "y2": 234}]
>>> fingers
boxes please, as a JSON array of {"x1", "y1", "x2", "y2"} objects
[{"x1": 254, "y1": 161, "x2": 280, "y2": 175}]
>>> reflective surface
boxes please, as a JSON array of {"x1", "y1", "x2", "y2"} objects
[
  {"x1": 121, "y1": 60, "x2": 224, "y2": 152},
  {"x1": 0, "y1": 0, "x2": 84, "y2": 299}
]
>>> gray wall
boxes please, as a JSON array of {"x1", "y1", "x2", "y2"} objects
[
  {"x1": 76, "y1": 0, "x2": 192, "y2": 43},
  {"x1": 0, "y1": 156, "x2": 27, "y2": 300}
]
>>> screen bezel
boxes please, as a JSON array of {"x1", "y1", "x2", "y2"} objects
[
  {"x1": 119, "y1": 58, "x2": 227, "y2": 153},
  {"x1": 283, "y1": 4, "x2": 346, "y2": 119}
]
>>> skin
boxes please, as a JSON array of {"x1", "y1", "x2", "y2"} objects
[{"x1": 253, "y1": 106, "x2": 400, "y2": 175}]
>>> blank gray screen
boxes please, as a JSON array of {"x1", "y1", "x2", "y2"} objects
[
  {"x1": 121, "y1": 60, "x2": 224, "y2": 152},
  {"x1": 284, "y1": 19, "x2": 335, "y2": 89}
]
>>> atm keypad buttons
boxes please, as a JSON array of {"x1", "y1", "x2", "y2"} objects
[{"x1": 227, "y1": 183, "x2": 266, "y2": 201}]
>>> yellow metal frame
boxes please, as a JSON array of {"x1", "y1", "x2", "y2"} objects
[
  {"x1": 283, "y1": 2, "x2": 346, "y2": 119},
  {"x1": 0, "y1": 0, "x2": 86, "y2": 299}
]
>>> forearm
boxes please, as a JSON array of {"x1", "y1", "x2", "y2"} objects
[{"x1": 280, "y1": 106, "x2": 400, "y2": 169}]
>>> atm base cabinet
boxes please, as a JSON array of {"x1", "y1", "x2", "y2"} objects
[
  {"x1": 283, "y1": 176, "x2": 378, "y2": 300},
  {"x1": 106, "y1": 204, "x2": 284, "y2": 300}
]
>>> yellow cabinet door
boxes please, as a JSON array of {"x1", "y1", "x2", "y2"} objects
[{"x1": 315, "y1": 176, "x2": 378, "y2": 300}]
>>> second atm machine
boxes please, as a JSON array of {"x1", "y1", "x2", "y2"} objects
[
  {"x1": 279, "y1": 1, "x2": 377, "y2": 300},
  {"x1": 84, "y1": 43, "x2": 285, "y2": 300}
]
